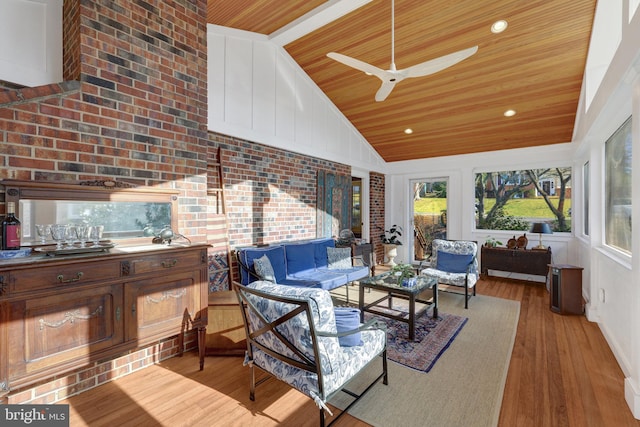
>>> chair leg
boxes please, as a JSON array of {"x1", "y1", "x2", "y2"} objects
[
  {"x1": 319, "y1": 408, "x2": 326, "y2": 427},
  {"x1": 464, "y1": 285, "x2": 469, "y2": 309},
  {"x1": 250, "y1": 365, "x2": 256, "y2": 401}
]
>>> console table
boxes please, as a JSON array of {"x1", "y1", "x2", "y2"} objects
[{"x1": 481, "y1": 245, "x2": 551, "y2": 278}]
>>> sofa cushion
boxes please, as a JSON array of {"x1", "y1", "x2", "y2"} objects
[
  {"x1": 334, "y1": 307, "x2": 363, "y2": 346},
  {"x1": 285, "y1": 242, "x2": 316, "y2": 274},
  {"x1": 327, "y1": 247, "x2": 352, "y2": 269},
  {"x1": 285, "y1": 269, "x2": 345, "y2": 290},
  {"x1": 253, "y1": 254, "x2": 275, "y2": 282},
  {"x1": 436, "y1": 251, "x2": 473, "y2": 273},
  {"x1": 313, "y1": 238, "x2": 335, "y2": 268}
]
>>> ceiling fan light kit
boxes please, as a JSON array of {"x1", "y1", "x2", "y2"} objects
[{"x1": 327, "y1": 0, "x2": 478, "y2": 102}]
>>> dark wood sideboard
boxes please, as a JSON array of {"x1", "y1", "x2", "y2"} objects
[
  {"x1": 0, "y1": 244, "x2": 209, "y2": 398},
  {"x1": 481, "y1": 245, "x2": 552, "y2": 278}
]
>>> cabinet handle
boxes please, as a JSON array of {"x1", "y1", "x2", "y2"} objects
[
  {"x1": 57, "y1": 272, "x2": 84, "y2": 283},
  {"x1": 162, "y1": 259, "x2": 178, "y2": 268},
  {"x1": 132, "y1": 303, "x2": 136, "y2": 315},
  {"x1": 116, "y1": 306, "x2": 121, "y2": 322}
]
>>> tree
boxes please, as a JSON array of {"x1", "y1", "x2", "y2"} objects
[
  {"x1": 476, "y1": 171, "x2": 532, "y2": 229},
  {"x1": 525, "y1": 167, "x2": 572, "y2": 231}
]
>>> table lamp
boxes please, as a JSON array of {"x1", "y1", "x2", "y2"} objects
[{"x1": 530, "y1": 222, "x2": 552, "y2": 249}]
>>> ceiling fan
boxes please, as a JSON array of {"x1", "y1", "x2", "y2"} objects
[{"x1": 327, "y1": 0, "x2": 478, "y2": 102}]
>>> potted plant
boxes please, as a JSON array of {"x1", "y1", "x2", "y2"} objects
[
  {"x1": 390, "y1": 263, "x2": 416, "y2": 286},
  {"x1": 485, "y1": 236, "x2": 503, "y2": 247},
  {"x1": 379, "y1": 225, "x2": 403, "y2": 266}
]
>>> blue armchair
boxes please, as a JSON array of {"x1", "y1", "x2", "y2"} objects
[
  {"x1": 420, "y1": 239, "x2": 479, "y2": 308},
  {"x1": 233, "y1": 280, "x2": 388, "y2": 426}
]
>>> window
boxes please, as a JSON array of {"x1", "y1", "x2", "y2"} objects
[
  {"x1": 583, "y1": 161, "x2": 589, "y2": 236},
  {"x1": 475, "y1": 168, "x2": 572, "y2": 232},
  {"x1": 605, "y1": 117, "x2": 632, "y2": 253}
]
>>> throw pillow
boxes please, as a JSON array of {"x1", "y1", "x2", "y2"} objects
[
  {"x1": 327, "y1": 247, "x2": 352, "y2": 269},
  {"x1": 333, "y1": 307, "x2": 363, "y2": 346},
  {"x1": 436, "y1": 251, "x2": 473, "y2": 273},
  {"x1": 253, "y1": 254, "x2": 276, "y2": 282}
]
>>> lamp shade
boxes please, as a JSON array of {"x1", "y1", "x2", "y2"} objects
[{"x1": 530, "y1": 222, "x2": 552, "y2": 234}]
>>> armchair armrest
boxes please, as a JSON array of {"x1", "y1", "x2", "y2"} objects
[{"x1": 316, "y1": 318, "x2": 385, "y2": 340}]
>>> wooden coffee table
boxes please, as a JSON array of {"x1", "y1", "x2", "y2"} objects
[{"x1": 358, "y1": 272, "x2": 437, "y2": 340}]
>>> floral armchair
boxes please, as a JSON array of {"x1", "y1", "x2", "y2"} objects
[
  {"x1": 233, "y1": 280, "x2": 388, "y2": 427},
  {"x1": 419, "y1": 239, "x2": 479, "y2": 308}
]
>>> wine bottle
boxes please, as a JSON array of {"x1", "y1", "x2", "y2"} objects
[{"x1": 1, "y1": 202, "x2": 21, "y2": 250}]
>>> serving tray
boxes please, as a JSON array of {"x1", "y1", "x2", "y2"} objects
[{"x1": 35, "y1": 242, "x2": 115, "y2": 256}]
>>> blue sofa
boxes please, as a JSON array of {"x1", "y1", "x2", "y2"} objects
[{"x1": 236, "y1": 238, "x2": 370, "y2": 293}]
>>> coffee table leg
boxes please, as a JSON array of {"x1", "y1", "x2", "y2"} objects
[
  {"x1": 409, "y1": 294, "x2": 416, "y2": 340},
  {"x1": 433, "y1": 282, "x2": 438, "y2": 318},
  {"x1": 359, "y1": 284, "x2": 365, "y2": 322}
]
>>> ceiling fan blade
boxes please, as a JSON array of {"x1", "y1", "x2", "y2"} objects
[
  {"x1": 375, "y1": 81, "x2": 396, "y2": 102},
  {"x1": 327, "y1": 52, "x2": 385, "y2": 78},
  {"x1": 404, "y1": 45, "x2": 478, "y2": 78}
]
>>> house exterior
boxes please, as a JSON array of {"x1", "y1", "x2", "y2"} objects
[{"x1": 1, "y1": 0, "x2": 640, "y2": 419}]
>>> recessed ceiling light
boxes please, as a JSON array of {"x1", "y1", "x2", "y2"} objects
[
  {"x1": 404, "y1": 128, "x2": 413, "y2": 134},
  {"x1": 504, "y1": 109, "x2": 516, "y2": 117},
  {"x1": 491, "y1": 20, "x2": 508, "y2": 34}
]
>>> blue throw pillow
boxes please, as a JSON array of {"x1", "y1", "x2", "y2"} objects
[
  {"x1": 334, "y1": 307, "x2": 363, "y2": 346},
  {"x1": 436, "y1": 251, "x2": 473, "y2": 273}
]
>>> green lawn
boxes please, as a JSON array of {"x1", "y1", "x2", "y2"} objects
[{"x1": 414, "y1": 197, "x2": 572, "y2": 218}]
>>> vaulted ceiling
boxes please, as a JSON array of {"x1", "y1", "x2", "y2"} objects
[{"x1": 208, "y1": 0, "x2": 597, "y2": 162}]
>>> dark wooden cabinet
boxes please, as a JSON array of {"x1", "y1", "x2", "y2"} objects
[
  {"x1": 0, "y1": 244, "x2": 209, "y2": 396},
  {"x1": 549, "y1": 264, "x2": 583, "y2": 314},
  {"x1": 481, "y1": 245, "x2": 551, "y2": 277}
]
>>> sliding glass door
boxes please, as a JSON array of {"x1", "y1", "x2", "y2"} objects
[{"x1": 411, "y1": 178, "x2": 448, "y2": 263}]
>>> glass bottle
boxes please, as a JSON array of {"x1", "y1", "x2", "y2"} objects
[{"x1": 1, "y1": 202, "x2": 21, "y2": 250}]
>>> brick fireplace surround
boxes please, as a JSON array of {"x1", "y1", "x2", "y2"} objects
[{"x1": 0, "y1": 0, "x2": 386, "y2": 404}]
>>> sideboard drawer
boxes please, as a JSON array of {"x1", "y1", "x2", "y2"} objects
[
  {"x1": 10, "y1": 260, "x2": 122, "y2": 293},
  {"x1": 128, "y1": 250, "x2": 203, "y2": 275}
]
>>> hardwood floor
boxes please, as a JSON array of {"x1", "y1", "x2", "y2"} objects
[{"x1": 60, "y1": 277, "x2": 640, "y2": 426}]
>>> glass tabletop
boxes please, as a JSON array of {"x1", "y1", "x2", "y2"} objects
[{"x1": 359, "y1": 271, "x2": 436, "y2": 294}]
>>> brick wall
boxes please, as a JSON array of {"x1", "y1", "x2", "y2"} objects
[
  {"x1": 0, "y1": 0, "x2": 210, "y2": 240},
  {"x1": 370, "y1": 172, "x2": 386, "y2": 264},
  {"x1": 0, "y1": 0, "x2": 208, "y2": 404},
  {"x1": 208, "y1": 132, "x2": 351, "y2": 248}
]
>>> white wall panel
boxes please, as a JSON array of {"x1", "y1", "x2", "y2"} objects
[
  {"x1": 253, "y1": 41, "x2": 276, "y2": 135},
  {"x1": 207, "y1": 25, "x2": 384, "y2": 172},
  {"x1": 225, "y1": 37, "x2": 253, "y2": 128},
  {"x1": 294, "y1": 72, "x2": 314, "y2": 149},
  {"x1": 207, "y1": 31, "x2": 226, "y2": 126},
  {"x1": 0, "y1": 0, "x2": 62, "y2": 87},
  {"x1": 274, "y1": 54, "x2": 296, "y2": 142}
]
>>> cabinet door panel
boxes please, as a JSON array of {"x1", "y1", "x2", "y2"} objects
[
  {"x1": 126, "y1": 271, "x2": 200, "y2": 343},
  {"x1": 8, "y1": 284, "x2": 124, "y2": 378}
]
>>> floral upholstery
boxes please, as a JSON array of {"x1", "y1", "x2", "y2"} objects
[
  {"x1": 235, "y1": 280, "x2": 387, "y2": 424},
  {"x1": 420, "y1": 239, "x2": 478, "y2": 308}
]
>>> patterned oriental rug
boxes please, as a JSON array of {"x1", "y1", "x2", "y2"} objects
[{"x1": 365, "y1": 308, "x2": 467, "y2": 373}]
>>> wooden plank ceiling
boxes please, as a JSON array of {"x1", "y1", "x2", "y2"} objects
[{"x1": 208, "y1": 0, "x2": 597, "y2": 162}]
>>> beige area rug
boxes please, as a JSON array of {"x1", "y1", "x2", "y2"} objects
[{"x1": 329, "y1": 291, "x2": 520, "y2": 427}]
